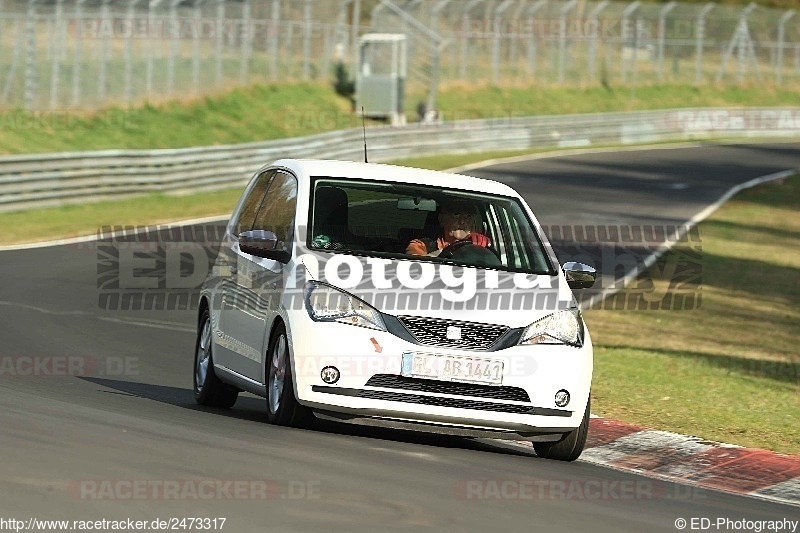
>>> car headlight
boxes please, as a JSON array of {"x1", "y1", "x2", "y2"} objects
[
  {"x1": 519, "y1": 308, "x2": 584, "y2": 347},
  {"x1": 304, "y1": 281, "x2": 387, "y2": 331}
]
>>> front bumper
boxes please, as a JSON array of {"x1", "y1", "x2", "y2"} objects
[{"x1": 285, "y1": 311, "x2": 593, "y2": 438}]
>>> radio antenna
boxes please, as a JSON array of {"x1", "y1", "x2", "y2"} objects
[{"x1": 361, "y1": 106, "x2": 368, "y2": 163}]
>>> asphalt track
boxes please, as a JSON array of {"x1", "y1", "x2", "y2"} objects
[{"x1": 1, "y1": 142, "x2": 798, "y2": 531}]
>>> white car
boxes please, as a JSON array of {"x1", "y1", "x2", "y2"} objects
[{"x1": 194, "y1": 159, "x2": 596, "y2": 461}]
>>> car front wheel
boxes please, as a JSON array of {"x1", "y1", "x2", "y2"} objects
[
  {"x1": 533, "y1": 394, "x2": 590, "y2": 461},
  {"x1": 266, "y1": 323, "x2": 314, "y2": 428},
  {"x1": 194, "y1": 310, "x2": 238, "y2": 408}
]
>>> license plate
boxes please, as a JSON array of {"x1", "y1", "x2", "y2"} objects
[{"x1": 401, "y1": 352, "x2": 504, "y2": 385}]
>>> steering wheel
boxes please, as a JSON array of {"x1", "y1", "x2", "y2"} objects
[
  {"x1": 437, "y1": 239, "x2": 474, "y2": 259},
  {"x1": 439, "y1": 241, "x2": 502, "y2": 267}
]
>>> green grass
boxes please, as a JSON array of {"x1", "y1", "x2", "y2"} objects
[
  {"x1": 584, "y1": 175, "x2": 800, "y2": 454},
  {"x1": 411, "y1": 83, "x2": 800, "y2": 120},
  {"x1": 0, "y1": 189, "x2": 242, "y2": 245},
  {"x1": 2, "y1": 82, "x2": 800, "y2": 155},
  {"x1": 0, "y1": 83, "x2": 353, "y2": 154}
]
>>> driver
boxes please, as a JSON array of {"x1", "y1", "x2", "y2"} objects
[{"x1": 406, "y1": 199, "x2": 490, "y2": 256}]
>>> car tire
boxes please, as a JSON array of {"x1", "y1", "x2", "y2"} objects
[
  {"x1": 266, "y1": 323, "x2": 314, "y2": 428},
  {"x1": 533, "y1": 394, "x2": 590, "y2": 462},
  {"x1": 194, "y1": 310, "x2": 239, "y2": 408}
]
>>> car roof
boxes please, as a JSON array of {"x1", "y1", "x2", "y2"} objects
[{"x1": 270, "y1": 159, "x2": 521, "y2": 198}]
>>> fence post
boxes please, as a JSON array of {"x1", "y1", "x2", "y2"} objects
[
  {"x1": 303, "y1": 0, "x2": 313, "y2": 80},
  {"x1": 70, "y1": 0, "x2": 86, "y2": 106},
  {"x1": 269, "y1": 0, "x2": 281, "y2": 80},
  {"x1": 97, "y1": 0, "x2": 111, "y2": 105},
  {"x1": 776, "y1": 9, "x2": 795, "y2": 85},
  {"x1": 49, "y1": 0, "x2": 64, "y2": 109},
  {"x1": 738, "y1": 3, "x2": 757, "y2": 83},
  {"x1": 428, "y1": 0, "x2": 451, "y2": 111},
  {"x1": 620, "y1": 1, "x2": 640, "y2": 84},
  {"x1": 240, "y1": 0, "x2": 251, "y2": 84},
  {"x1": 351, "y1": 0, "x2": 360, "y2": 76},
  {"x1": 694, "y1": 2, "x2": 714, "y2": 84},
  {"x1": 658, "y1": 2, "x2": 676, "y2": 83},
  {"x1": 796, "y1": 44, "x2": 800, "y2": 77},
  {"x1": 716, "y1": 2, "x2": 758, "y2": 83},
  {"x1": 558, "y1": 0, "x2": 578, "y2": 83},
  {"x1": 0, "y1": 1, "x2": 4, "y2": 76},
  {"x1": 460, "y1": 0, "x2": 483, "y2": 79},
  {"x1": 215, "y1": 0, "x2": 224, "y2": 86},
  {"x1": 492, "y1": 0, "x2": 515, "y2": 84},
  {"x1": 525, "y1": 0, "x2": 546, "y2": 78},
  {"x1": 508, "y1": 0, "x2": 527, "y2": 76},
  {"x1": 588, "y1": 1, "x2": 609, "y2": 83},
  {"x1": 1, "y1": 16, "x2": 22, "y2": 104},
  {"x1": 23, "y1": 0, "x2": 38, "y2": 110},
  {"x1": 192, "y1": 0, "x2": 204, "y2": 95},
  {"x1": 124, "y1": 0, "x2": 142, "y2": 105},
  {"x1": 145, "y1": 0, "x2": 158, "y2": 99},
  {"x1": 167, "y1": 0, "x2": 180, "y2": 94}
]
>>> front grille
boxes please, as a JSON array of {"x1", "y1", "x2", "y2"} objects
[
  {"x1": 397, "y1": 316, "x2": 508, "y2": 350},
  {"x1": 365, "y1": 374, "x2": 530, "y2": 402},
  {"x1": 357, "y1": 389, "x2": 534, "y2": 414}
]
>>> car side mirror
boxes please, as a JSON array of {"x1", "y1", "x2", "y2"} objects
[
  {"x1": 562, "y1": 262, "x2": 596, "y2": 289},
  {"x1": 239, "y1": 230, "x2": 291, "y2": 263}
]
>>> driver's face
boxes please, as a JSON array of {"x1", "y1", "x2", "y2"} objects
[{"x1": 439, "y1": 210, "x2": 473, "y2": 239}]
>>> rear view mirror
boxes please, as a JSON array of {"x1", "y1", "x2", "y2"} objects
[
  {"x1": 239, "y1": 230, "x2": 290, "y2": 263},
  {"x1": 562, "y1": 262, "x2": 596, "y2": 289},
  {"x1": 397, "y1": 197, "x2": 437, "y2": 211}
]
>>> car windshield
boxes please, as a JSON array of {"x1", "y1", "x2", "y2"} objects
[{"x1": 308, "y1": 178, "x2": 555, "y2": 275}]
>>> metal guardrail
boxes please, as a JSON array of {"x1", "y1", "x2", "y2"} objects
[{"x1": 1, "y1": 107, "x2": 798, "y2": 212}]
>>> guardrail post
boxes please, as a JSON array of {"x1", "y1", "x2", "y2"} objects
[
  {"x1": 776, "y1": 9, "x2": 795, "y2": 85},
  {"x1": 694, "y1": 2, "x2": 714, "y2": 84}
]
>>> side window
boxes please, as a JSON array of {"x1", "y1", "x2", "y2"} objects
[
  {"x1": 232, "y1": 170, "x2": 276, "y2": 236},
  {"x1": 252, "y1": 171, "x2": 298, "y2": 252}
]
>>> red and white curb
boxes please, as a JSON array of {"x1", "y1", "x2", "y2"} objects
[{"x1": 562, "y1": 419, "x2": 798, "y2": 507}]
